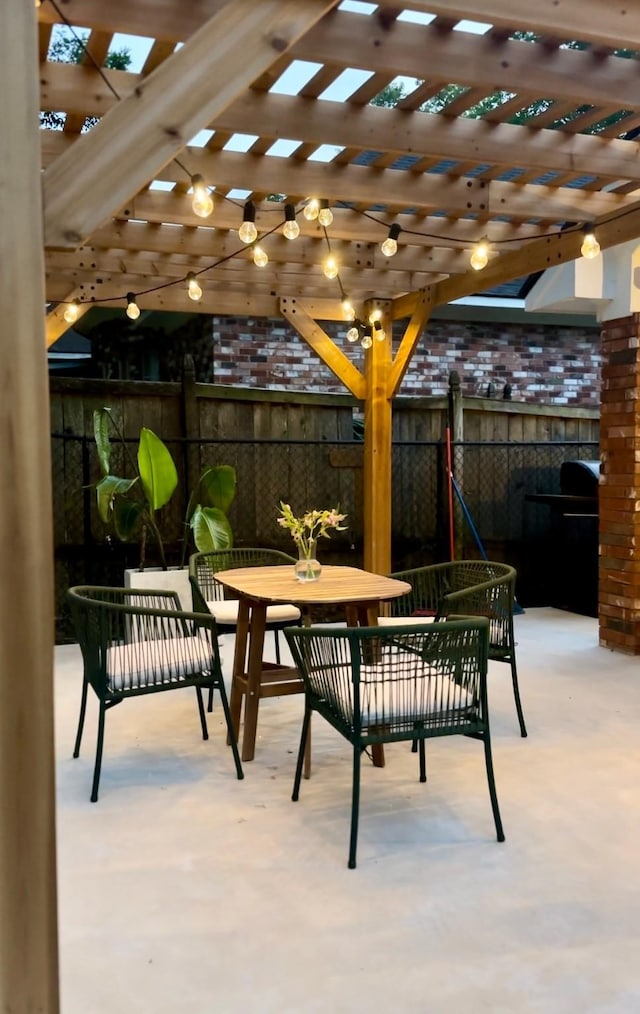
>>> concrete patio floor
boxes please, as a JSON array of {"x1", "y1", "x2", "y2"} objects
[{"x1": 54, "y1": 607, "x2": 640, "y2": 1013}]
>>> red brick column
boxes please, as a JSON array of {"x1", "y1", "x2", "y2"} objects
[{"x1": 599, "y1": 313, "x2": 640, "y2": 652}]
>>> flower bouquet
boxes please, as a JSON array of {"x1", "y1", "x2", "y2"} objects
[{"x1": 277, "y1": 502, "x2": 348, "y2": 581}]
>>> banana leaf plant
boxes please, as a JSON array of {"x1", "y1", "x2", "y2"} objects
[{"x1": 93, "y1": 408, "x2": 235, "y2": 570}]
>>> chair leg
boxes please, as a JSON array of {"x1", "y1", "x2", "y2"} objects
[
  {"x1": 195, "y1": 686, "x2": 209, "y2": 740},
  {"x1": 292, "y1": 706, "x2": 311, "y2": 802},
  {"x1": 216, "y1": 679, "x2": 244, "y2": 780},
  {"x1": 274, "y1": 628, "x2": 281, "y2": 665},
  {"x1": 418, "y1": 739, "x2": 427, "y2": 783},
  {"x1": 348, "y1": 744, "x2": 362, "y2": 869},
  {"x1": 90, "y1": 700, "x2": 106, "y2": 803},
  {"x1": 73, "y1": 677, "x2": 89, "y2": 758},
  {"x1": 482, "y1": 732, "x2": 505, "y2": 842},
  {"x1": 207, "y1": 685, "x2": 215, "y2": 713},
  {"x1": 509, "y1": 656, "x2": 528, "y2": 738}
]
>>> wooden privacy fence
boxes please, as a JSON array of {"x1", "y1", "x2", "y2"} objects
[{"x1": 50, "y1": 363, "x2": 599, "y2": 638}]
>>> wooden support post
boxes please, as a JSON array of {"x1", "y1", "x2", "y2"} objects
[
  {"x1": 363, "y1": 300, "x2": 393, "y2": 575},
  {"x1": 448, "y1": 370, "x2": 464, "y2": 560},
  {"x1": 0, "y1": 1, "x2": 59, "y2": 1011}
]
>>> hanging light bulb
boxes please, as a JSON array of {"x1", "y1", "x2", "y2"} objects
[
  {"x1": 368, "y1": 307, "x2": 382, "y2": 325},
  {"x1": 470, "y1": 236, "x2": 489, "y2": 271},
  {"x1": 346, "y1": 324, "x2": 360, "y2": 343},
  {"x1": 186, "y1": 272, "x2": 203, "y2": 302},
  {"x1": 361, "y1": 332, "x2": 373, "y2": 350},
  {"x1": 238, "y1": 201, "x2": 258, "y2": 244},
  {"x1": 283, "y1": 204, "x2": 300, "y2": 240},
  {"x1": 303, "y1": 198, "x2": 320, "y2": 221},
  {"x1": 125, "y1": 292, "x2": 140, "y2": 320},
  {"x1": 381, "y1": 224, "x2": 401, "y2": 258},
  {"x1": 581, "y1": 226, "x2": 600, "y2": 259},
  {"x1": 372, "y1": 320, "x2": 386, "y2": 341},
  {"x1": 190, "y1": 174, "x2": 214, "y2": 218},
  {"x1": 318, "y1": 199, "x2": 333, "y2": 227},
  {"x1": 253, "y1": 244, "x2": 268, "y2": 268},
  {"x1": 63, "y1": 298, "x2": 80, "y2": 324},
  {"x1": 323, "y1": 253, "x2": 339, "y2": 279},
  {"x1": 341, "y1": 295, "x2": 356, "y2": 322}
]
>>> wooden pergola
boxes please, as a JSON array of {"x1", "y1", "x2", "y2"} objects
[{"x1": 3, "y1": 1, "x2": 640, "y2": 1008}]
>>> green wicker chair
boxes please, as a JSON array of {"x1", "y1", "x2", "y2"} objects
[
  {"x1": 387, "y1": 561, "x2": 527, "y2": 738},
  {"x1": 66, "y1": 585, "x2": 244, "y2": 802},
  {"x1": 284, "y1": 618, "x2": 504, "y2": 869},
  {"x1": 189, "y1": 548, "x2": 302, "y2": 711}
]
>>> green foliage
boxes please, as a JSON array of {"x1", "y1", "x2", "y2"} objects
[
  {"x1": 93, "y1": 408, "x2": 236, "y2": 570},
  {"x1": 41, "y1": 28, "x2": 132, "y2": 132}
]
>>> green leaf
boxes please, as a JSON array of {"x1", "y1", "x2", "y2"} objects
[
  {"x1": 190, "y1": 506, "x2": 234, "y2": 552},
  {"x1": 93, "y1": 408, "x2": 113, "y2": 476},
  {"x1": 95, "y1": 475, "x2": 138, "y2": 523},
  {"x1": 137, "y1": 428, "x2": 178, "y2": 512},
  {"x1": 199, "y1": 465, "x2": 237, "y2": 513},
  {"x1": 113, "y1": 498, "x2": 143, "y2": 541}
]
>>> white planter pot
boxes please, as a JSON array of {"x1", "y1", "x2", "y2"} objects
[{"x1": 124, "y1": 566, "x2": 192, "y2": 611}]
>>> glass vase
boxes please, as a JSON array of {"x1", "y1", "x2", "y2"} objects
[{"x1": 294, "y1": 539, "x2": 322, "y2": 582}]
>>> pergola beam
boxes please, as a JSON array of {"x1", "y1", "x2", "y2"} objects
[
  {"x1": 42, "y1": 0, "x2": 338, "y2": 249},
  {"x1": 280, "y1": 299, "x2": 366, "y2": 399}
]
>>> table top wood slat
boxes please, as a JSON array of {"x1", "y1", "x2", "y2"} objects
[{"x1": 214, "y1": 565, "x2": 411, "y2": 605}]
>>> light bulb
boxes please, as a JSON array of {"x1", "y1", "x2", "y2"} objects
[
  {"x1": 126, "y1": 293, "x2": 140, "y2": 320},
  {"x1": 342, "y1": 296, "x2": 356, "y2": 322},
  {"x1": 191, "y1": 174, "x2": 213, "y2": 218},
  {"x1": 346, "y1": 325, "x2": 360, "y2": 343},
  {"x1": 581, "y1": 227, "x2": 600, "y2": 259},
  {"x1": 238, "y1": 201, "x2": 257, "y2": 244},
  {"x1": 361, "y1": 333, "x2": 373, "y2": 350},
  {"x1": 253, "y1": 245, "x2": 268, "y2": 267},
  {"x1": 373, "y1": 320, "x2": 386, "y2": 341},
  {"x1": 303, "y1": 198, "x2": 320, "y2": 221},
  {"x1": 323, "y1": 253, "x2": 338, "y2": 279},
  {"x1": 381, "y1": 224, "x2": 400, "y2": 258},
  {"x1": 283, "y1": 204, "x2": 300, "y2": 240},
  {"x1": 63, "y1": 299, "x2": 80, "y2": 324},
  {"x1": 318, "y1": 200, "x2": 333, "y2": 227},
  {"x1": 368, "y1": 308, "x2": 382, "y2": 325},
  {"x1": 470, "y1": 237, "x2": 489, "y2": 271},
  {"x1": 186, "y1": 272, "x2": 202, "y2": 301}
]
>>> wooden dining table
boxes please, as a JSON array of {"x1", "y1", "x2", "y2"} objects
[{"x1": 214, "y1": 564, "x2": 411, "y2": 764}]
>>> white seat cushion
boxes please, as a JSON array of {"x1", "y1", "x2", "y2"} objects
[
  {"x1": 107, "y1": 635, "x2": 213, "y2": 691},
  {"x1": 376, "y1": 615, "x2": 435, "y2": 626},
  {"x1": 207, "y1": 600, "x2": 301, "y2": 626}
]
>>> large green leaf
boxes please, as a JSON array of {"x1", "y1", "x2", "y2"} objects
[
  {"x1": 95, "y1": 475, "x2": 138, "y2": 523},
  {"x1": 93, "y1": 408, "x2": 113, "y2": 476},
  {"x1": 137, "y1": 428, "x2": 178, "y2": 512},
  {"x1": 199, "y1": 464, "x2": 237, "y2": 513},
  {"x1": 113, "y1": 498, "x2": 144, "y2": 541},
  {"x1": 190, "y1": 505, "x2": 233, "y2": 552}
]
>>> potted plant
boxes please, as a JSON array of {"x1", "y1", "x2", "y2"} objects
[{"x1": 93, "y1": 407, "x2": 236, "y2": 605}]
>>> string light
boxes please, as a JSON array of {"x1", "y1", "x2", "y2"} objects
[
  {"x1": 341, "y1": 295, "x2": 356, "y2": 321},
  {"x1": 63, "y1": 298, "x2": 81, "y2": 324},
  {"x1": 318, "y1": 200, "x2": 333, "y2": 227},
  {"x1": 581, "y1": 226, "x2": 600, "y2": 259},
  {"x1": 346, "y1": 325, "x2": 360, "y2": 342},
  {"x1": 283, "y1": 204, "x2": 300, "y2": 240},
  {"x1": 323, "y1": 253, "x2": 339, "y2": 279},
  {"x1": 190, "y1": 174, "x2": 214, "y2": 218},
  {"x1": 253, "y1": 244, "x2": 268, "y2": 267},
  {"x1": 381, "y1": 224, "x2": 401, "y2": 258},
  {"x1": 125, "y1": 292, "x2": 140, "y2": 320},
  {"x1": 303, "y1": 198, "x2": 320, "y2": 222},
  {"x1": 361, "y1": 333, "x2": 373, "y2": 350},
  {"x1": 238, "y1": 201, "x2": 258, "y2": 244},
  {"x1": 186, "y1": 272, "x2": 203, "y2": 301},
  {"x1": 372, "y1": 320, "x2": 386, "y2": 341},
  {"x1": 470, "y1": 236, "x2": 490, "y2": 271}
]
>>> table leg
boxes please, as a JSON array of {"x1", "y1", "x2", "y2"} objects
[
  {"x1": 241, "y1": 602, "x2": 267, "y2": 762},
  {"x1": 228, "y1": 599, "x2": 250, "y2": 746}
]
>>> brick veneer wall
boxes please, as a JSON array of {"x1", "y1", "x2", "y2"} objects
[
  {"x1": 599, "y1": 313, "x2": 640, "y2": 653},
  {"x1": 212, "y1": 316, "x2": 601, "y2": 406}
]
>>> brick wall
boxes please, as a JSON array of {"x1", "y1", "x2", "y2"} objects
[
  {"x1": 212, "y1": 316, "x2": 601, "y2": 406},
  {"x1": 599, "y1": 313, "x2": 640, "y2": 653}
]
